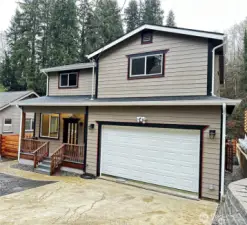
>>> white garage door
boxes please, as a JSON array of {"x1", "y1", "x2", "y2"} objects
[{"x1": 101, "y1": 125, "x2": 201, "y2": 193}]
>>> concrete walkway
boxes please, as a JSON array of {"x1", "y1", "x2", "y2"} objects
[{"x1": 0, "y1": 161, "x2": 218, "y2": 225}]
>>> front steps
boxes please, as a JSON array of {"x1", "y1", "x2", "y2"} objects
[{"x1": 35, "y1": 157, "x2": 51, "y2": 175}]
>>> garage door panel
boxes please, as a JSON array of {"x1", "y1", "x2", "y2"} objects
[
  {"x1": 101, "y1": 126, "x2": 200, "y2": 193},
  {"x1": 103, "y1": 165, "x2": 197, "y2": 191},
  {"x1": 103, "y1": 150, "x2": 198, "y2": 168},
  {"x1": 103, "y1": 143, "x2": 198, "y2": 158}
]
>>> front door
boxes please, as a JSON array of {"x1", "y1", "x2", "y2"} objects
[{"x1": 63, "y1": 118, "x2": 80, "y2": 144}]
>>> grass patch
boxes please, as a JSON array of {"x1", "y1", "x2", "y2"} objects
[{"x1": 0, "y1": 84, "x2": 5, "y2": 92}]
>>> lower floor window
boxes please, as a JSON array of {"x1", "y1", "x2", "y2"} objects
[
  {"x1": 3, "y1": 118, "x2": 12, "y2": 133},
  {"x1": 25, "y1": 118, "x2": 34, "y2": 132},
  {"x1": 40, "y1": 114, "x2": 59, "y2": 138}
]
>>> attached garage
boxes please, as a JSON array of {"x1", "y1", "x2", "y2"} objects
[{"x1": 99, "y1": 124, "x2": 203, "y2": 195}]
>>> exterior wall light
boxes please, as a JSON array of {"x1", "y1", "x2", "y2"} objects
[
  {"x1": 137, "y1": 117, "x2": 147, "y2": 124},
  {"x1": 89, "y1": 124, "x2": 95, "y2": 130},
  {"x1": 209, "y1": 130, "x2": 216, "y2": 139}
]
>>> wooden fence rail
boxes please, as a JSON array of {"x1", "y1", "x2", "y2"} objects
[{"x1": 0, "y1": 133, "x2": 33, "y2": 159}]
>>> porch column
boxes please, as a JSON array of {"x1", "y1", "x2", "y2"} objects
[{"x1": 18, "y1": 109, "x2": 26, "y2": 161}]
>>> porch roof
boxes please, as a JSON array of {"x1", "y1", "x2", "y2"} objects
[{"x1": 16, "y1": 95, "x2": 241, "y2": 109}]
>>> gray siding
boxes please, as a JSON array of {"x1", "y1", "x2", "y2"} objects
[
  {"x1": 48, "y1": 69, "x2": 92, "y2": 96},
  {"x1": 86, "y1": 106, "x2": 221, "y2": 200},
  {"x1": 98, "y1": 31, "x2": 208, "y2": 98},
  {"x1": 24, "y1": 106, "x2": 86, "y2": 154},
  {"x1": 214, "y1": 55, "x2": 221, "y2": 96},
  {"x1": 0, "y1": 106, "x2": 33, "y2": 134}
]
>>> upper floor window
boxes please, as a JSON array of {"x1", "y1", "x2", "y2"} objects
[
  {"x1": 128, "y1": 50, "x2": 169, "y2": 79},
  {"x1": 141, "y1": 31, "x2": 153, "y2": 44},
  {"x1": 59, "y1": 72, "x2": 78, "y2": 88}
]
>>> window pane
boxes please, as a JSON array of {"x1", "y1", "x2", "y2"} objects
[
  {"x1": 25, "y1": 119, "x2": 31, "y2": 130},
  {"x1": 50, "y1": 116, "x2": 59, "y2": 138},
  {"x1": 32, "y1": 120, "x2": 34, "y2": 130},
  {"x1": 131, "y1": 57, "x2": 145, "y2": 76},
  {"x1": 60, "y1": 74, "x2": 68, "y2": 86},
  {"x1": 69, "y1": 73, "x2": 77, "y2": 86},
  {"x1": 146, "y1": 55, "x2": 162, "y2": 75},
  {"x1": 41, "y1": 114, "x2": 49, "y2": 136},
  {"x1": 5, "y1": 119, "x2": 12, "y2": 125}
]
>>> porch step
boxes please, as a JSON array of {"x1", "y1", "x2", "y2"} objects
[
  {"x1": 35, "y1": 167, "x2": 50, "y2": 175},
  {"x1": 35, "y1": 157, "x2": 51, "y2": 175}
]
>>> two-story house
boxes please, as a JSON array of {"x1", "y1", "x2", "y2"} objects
[{"x1": 17, "y1": 24, "x2": 240, "y2": 201}]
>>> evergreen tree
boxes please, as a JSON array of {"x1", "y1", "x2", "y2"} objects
[
  {"x1": 124, "y1": 0, "x2": 140, "y2": 32},
  {"x1": 166, "y1": 10, "x2": 176, "y2": 27},
  {"x1": 92, "y1": 0, "x2": 124, "y2": 51},
  {"x1": 140, "y1": 0, "x2": 164, "y2": 25},
  {"x1": 242, "y1": 29, "x2": 247, "y2": 91},
  {"x1": 5, "y1": 9, "x2": 28, "y2": 91},
  {"x1": 0, "y1": 52, "x2": 20, "y2": 91},
  {"x1": 78, "y1": 0, "x2": 95, "y2": 61},
  {"x1": 49, "y1": 0, "x2": 79, "y2": 66},
  {"x1": 38, "y1": 0, "x2": 55, "y2": 68}
]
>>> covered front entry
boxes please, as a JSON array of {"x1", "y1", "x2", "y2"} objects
[{"x1": 100, "y1": 125, "x2": 201, "y2": 194}]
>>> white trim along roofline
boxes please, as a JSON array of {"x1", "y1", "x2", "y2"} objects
[
  {"x1": 0, "y1": 91, "x2": 39, "y2": 112},
  {"x1": 41, "y1": 62, "x2": 96, "y2": 73},
  {"x1": 87, "y1": 24, "x2": 224, "y2": 59},
  {"x1": 17, "y1": 99, "x2": 241, "y2": 107}
]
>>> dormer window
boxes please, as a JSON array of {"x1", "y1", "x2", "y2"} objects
[
  {"x1": 127, "y1": 50, "x2": 169, "y2": 79},
  {"x1": 141, "y1": 31, "x2": 153, "y2": 44},
  {"x1": 59, "y1": 72, "x2": 78, "y2": 88}
]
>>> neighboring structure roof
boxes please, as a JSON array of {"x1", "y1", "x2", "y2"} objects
[
  {"x1": 0, "y1": 91, "x2": 39, "y2": 111},
  {"x1": 17, "y1": 95, "x2": 240, "y2": 108},
  {"x1": 41, "y1": 62, "x2": 96, "y2": 73},
  {"x1": 88, "y1": 24, "x2": 225, "y2": 59}
]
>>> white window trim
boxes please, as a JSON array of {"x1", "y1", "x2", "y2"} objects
[
  {"x1": 25, "y1": 118, "x2": 34, "y2": 132},
  {"x1": 59, "y1": 72, "x2": 78, "y2": 88},
  {"x1": 129, "y1": 53, "x2": 163, "y2": 77},
  {"x1": 3, "y1": 118, "x2": 12, "y2": 133},
  {"x1": 40, "y1": 114, "x2": 59, "y2": 139}
]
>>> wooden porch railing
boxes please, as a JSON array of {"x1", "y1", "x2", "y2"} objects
[
  {"x1": 50, "y1": 144, "x2": 65, "y2": 175},
  {"x1": 50, "y1": 144, "x2": 84, "y2": 175},
  {"x1": 64, "y1": 144, "x2": 84, "y2": 163},
  {"x1": 33, "y1": 142, "x2": 50, "y2": 168},
  {"x1": 21, "y1": 139, "x2": 46, "y2": 153}
]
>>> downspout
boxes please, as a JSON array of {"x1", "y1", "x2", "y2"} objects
[
  {"x1": 17, "y1": 105, "x2": 23, "y2": 161},
  {"x1": 41, "y1": 71, "x2": 49, "y2": 96},
  {"x1": 91, "y1": 59, "x2": 95, "y2": 100},
  {"x1": 212, "y1": 36, "x2": 226, "y2": 96},
  {"x1": 220, "y1": 103, "x2": 226, "y2": 200}
]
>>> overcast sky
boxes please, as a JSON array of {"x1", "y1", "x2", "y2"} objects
[{"x1": 0, "y1": 0, "x2": 246, "y2": 33}]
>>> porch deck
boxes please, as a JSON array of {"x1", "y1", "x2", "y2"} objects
[{"x1": 20, "y1": 139, "x2": 84, "y2": 174}]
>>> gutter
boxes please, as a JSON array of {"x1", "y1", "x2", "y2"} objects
[{"x1": 17, "y1": 99, "x2": 241, "y2": 107}]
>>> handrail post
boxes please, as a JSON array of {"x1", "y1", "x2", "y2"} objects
[
  {"x1": 47, "y1": 142, "x2": 50, "y2": 157},
  {"x1": 34, "y1": 152, "x2": 37, "y2": 168}
]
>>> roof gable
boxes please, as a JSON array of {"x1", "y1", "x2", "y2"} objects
[
  {"x1": 88, "y1": 24, "x2": 224, "y2": 59},
  {"x1": 0, "y1": 91, "x2": 38, "y2": 111}
]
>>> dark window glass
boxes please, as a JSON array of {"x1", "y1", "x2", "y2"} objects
[
  {"x1": 69, "y1": 73, "x2": 77, "y2": 86},
  {"x1": 131, "y1": 57, "x2": 145, "y2": 76},
  {"x1": 5, "y1": 119, "x2": 12, "y2": 125},
  {"x1": 142, "y1": 32, "x2": 152, "y2": 43},
  {"x1": 146, "y1": 55, "x2": 162, "y2": 75},
  {"x1": 61, "y1": 74, "x2": 68, "y2": 86}
]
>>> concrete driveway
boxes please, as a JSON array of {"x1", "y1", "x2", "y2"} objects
[{"x1": 0, "y1": 161, "x2": 217, "y2": 225}]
